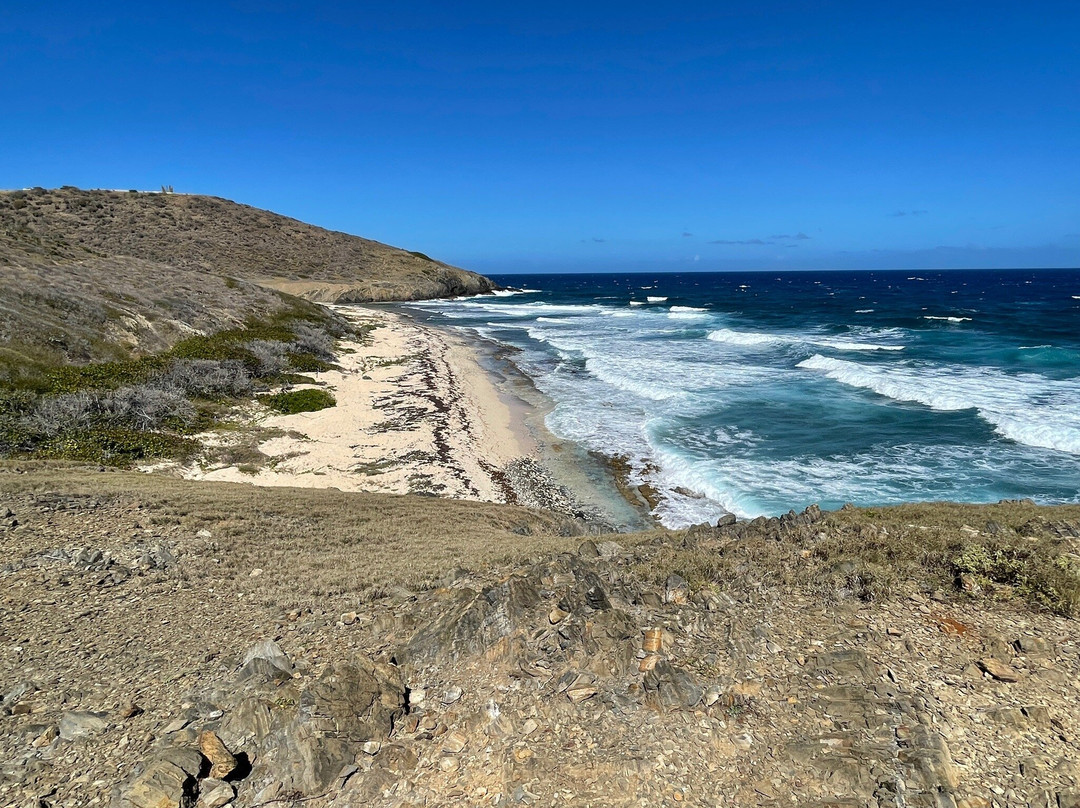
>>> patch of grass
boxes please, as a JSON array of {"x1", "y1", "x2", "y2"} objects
[
  {"x1": 258, "y1": 388, "x2": 336, "y2": 414},
  {"x1": 0, "y1": 463, "x2": 584, "y2": 602},
  {"x1": 285, "y1": 352, "x2": 335, "y2": 373},
  {"x1": 637, "y1": 501, "x2": 1080, "y2": 617},
  {"x1": 45, "y1": 357, "x2": 168, "y2": 394},
  {"x1": 954, "y1": 542, "x2": 1080, "y2": 616},
  {"x1": 34, "y1": 429, "x2": 198, "y2": 466}
]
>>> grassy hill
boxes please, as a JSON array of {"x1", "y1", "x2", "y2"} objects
[
  {"x1": 0, "y1": 186, "x2": 494, "y2": 306},
  {"x1": 0, "y1": 186, "x2": 495, "y2": 367},
  {"x1": 0, "y1": 185, "x2": 495, "y2": 464}
]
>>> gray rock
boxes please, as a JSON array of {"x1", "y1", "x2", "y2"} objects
[
  {"x1": 664, "y1": 574, "x2": 689, "y2": 605},
  {"x1": 120, "y1": 748, "x2": 203, "y2": 808},
  {"x1": 59, "y1": 710, "x2": 109, "y2": 741},
  {"x1": 577, "y1": 540, "x2": 600, "y2": 558},
  {"x1": 643, "y1": 661, "x2": 703, "y2": 711},
  {"x1": 195, "y1": 778, "x2": 234, "y2": 808},
  {"x1": 256, "y1": 654, "x2": 406, "y2": 795},
  {"x1": 3, "y1": 680, "x2": 36, "y2": 705},
  {"x1": 241, "y1": 639, "x2": 293, "y2": 675},
  {"x1": 400, "y1": 575, "x2": 540, "y2": 666},
  {"x1": 595, "y1": 540, "x2": 624, "y2": 560}
]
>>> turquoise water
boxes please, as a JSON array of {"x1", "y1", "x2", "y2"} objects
[{"x1": 407, "y1": 269, "x2": 1080, "y2": 526}]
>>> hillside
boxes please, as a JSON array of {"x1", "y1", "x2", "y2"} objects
[
  {"x1": 0, "y1": 186, "x2": 494, "y2": 305},
  {"x1": 1, "y1": 465, "x2": 1078, "y2": 807},
  {"x1": 0, "y1": 186, "x2": 495, "y2": 367}
]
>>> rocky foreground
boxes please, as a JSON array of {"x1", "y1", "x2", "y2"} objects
[{"x1": 1, "y1": 487, "x2": 1079, "y2": 807}]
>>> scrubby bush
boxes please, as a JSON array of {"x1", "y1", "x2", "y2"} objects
[
  {"x1": 24, "y1": 391, "x2": 98, "y2": 436},
  {"x1": 101, "y1": 385, "x2": 195, "y2": 430},
  {"x1": 159, "y1": 359, "x2": 252, "y2": 397},
  {"x1": 247, "y1": 340, "x2": 293, "y2": 375},
  {"x1": 23, "y1": 385, "x2": 194, "y2": 436},
  {"x1": 258, "y1": 388, "x2": 336, "y2": 414},
  {"x1": 290, "y1": 323, "x2": 336, "y2": 360}
]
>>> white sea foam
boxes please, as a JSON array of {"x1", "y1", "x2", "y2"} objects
[
  {"x1": 629, "y1": 300, "x2": 646, "y2": 306},
  {"x1": 797, "y1": 354, "x2": 1080, "y2": 454},
  {"x1": 855, "y1": 309, "x2": 874, "y2": 313},
  {"x1": 647, "y1": 296, "x2": 668, "y2": 302},
  {"x1": 1073, "y1": 296, "x2": 1080, "y2": 300},
  {"x1": 668, "y1": 306, "x2": 709, "y2": 320},
  {"x1": 706, "y1": 328, "x2": 905, "y2": 353},
  {"x1": 923, "y1": 315, "x2": 972, "y2": 323},
  {"x1": 706, "y1": 328, "x2": 787, "y2": 347},
  {"x1": 810, "y1": 340, "x2": 905, "y2": 352}
]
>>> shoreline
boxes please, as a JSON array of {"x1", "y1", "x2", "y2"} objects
[
  {"x1": 169, "y1": 304, "x2": 647, "y2": 529},
  {"x1": 396, "y1": 303, "x2": 655, "y2": 531}
]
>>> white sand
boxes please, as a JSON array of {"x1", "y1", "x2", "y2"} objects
[{"x1": 181, "y1": 306, "x2": 536, "y2": 501}]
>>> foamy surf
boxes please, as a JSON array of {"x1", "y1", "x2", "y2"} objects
[
  {"x1": 797, "y1": 354, "x2": 1080, "y2": 455},
  {"x1": 408, "y1": 268, "x2": 1080, "y2": 523}
]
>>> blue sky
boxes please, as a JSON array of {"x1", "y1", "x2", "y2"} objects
[{"x1": 2, "y1": 2, "x2": 1078, "y2": 272}]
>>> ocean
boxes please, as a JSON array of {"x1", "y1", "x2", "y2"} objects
[{"x1": 406, "y1": 269, "x2": 1080, "y2": 527}]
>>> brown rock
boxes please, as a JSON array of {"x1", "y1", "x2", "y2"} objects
[
  {"x1": 977, "y1": 658, "x2": 1021, "y2": 682},
  {"x1": 119, "y1": 702, "x2": 144, "y2": 720},
  {"x1": 198, "y1": 730, "x2": 238, "y2": 780}
]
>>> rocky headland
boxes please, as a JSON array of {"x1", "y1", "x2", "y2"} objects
[{"x1": 1, "y1": 469, "x2": 1078, "y2": 808}]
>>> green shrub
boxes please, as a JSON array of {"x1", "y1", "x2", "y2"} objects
[
  {"x1": 953, "y1": 542, "x2": 1080, "y2": 616},
  {"x1": 286, "y1": 352, "x2": 335, "y2": 373},
  {"x1": 45, "y1": 357, "x2": 167, "y2": 394},
  {"x1": 35, "y1": 428, "x2": 197, "y2": 465},
  {"x1": 258, "y1": 388, "x2": 336, "y2": 414}
]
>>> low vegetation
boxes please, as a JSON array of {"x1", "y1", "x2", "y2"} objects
[
  {"x1": 0, "y1": 463, "x2": 585, "y2": 600},
  {"x1": 0, "y1": 310, "x2": 352, "y2": 466},
  {"x1": 258, "y1": 388, "x2": 337, "y2": 414},
  {"x1": 636, "y1": 501, "x2": 1080, "y2": 617}
]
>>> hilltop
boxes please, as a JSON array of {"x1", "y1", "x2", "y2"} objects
[
  {"x1": 0, "y1": 187, "x2": 493, "y2": 368},
  {"x1": 1, "y1": 187, "x2": 493, "y2": 302}
]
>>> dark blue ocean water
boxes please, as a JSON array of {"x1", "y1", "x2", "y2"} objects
[{"x1": 408, "y1": 269, "x2": 1080, "y2": 526}]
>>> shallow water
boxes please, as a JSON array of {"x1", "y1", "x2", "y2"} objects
[{"x1": 406, "y1": 269, "x2": 1080, "y2": 527}]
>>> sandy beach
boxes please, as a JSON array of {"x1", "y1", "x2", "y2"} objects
[{"x1": 181, "y1": 306, "x2": 539, "y2": 502}]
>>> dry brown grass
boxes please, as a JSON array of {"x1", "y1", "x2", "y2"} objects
[
  {"x1": 0, "y1": 462, "x2": 589, "y2": 604},
  {"x1": 0, "y1": 187, "x2": 492, "y2": 304}
]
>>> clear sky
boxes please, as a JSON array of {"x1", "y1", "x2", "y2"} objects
[{"x1": 2, "y1": 2, "x2": 1078, "y2": 273}]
